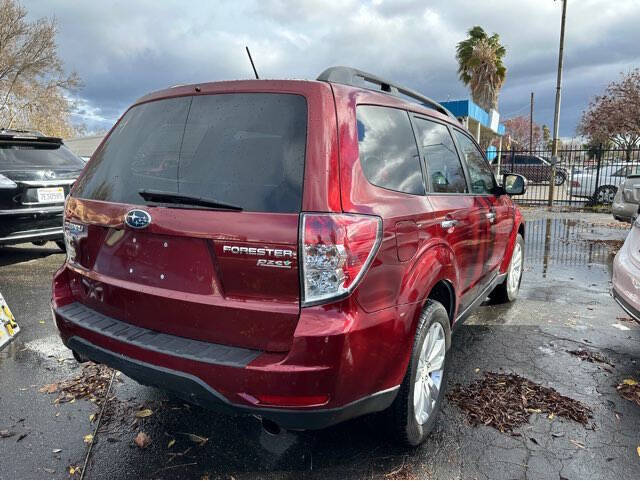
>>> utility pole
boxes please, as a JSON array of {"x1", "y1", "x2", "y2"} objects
[
  {"x1": 548, "y1": 0, "x2": 568, "y2": 208},
  {"x1": 529, "y1": 92, "x2": 534, "y2": 154}
]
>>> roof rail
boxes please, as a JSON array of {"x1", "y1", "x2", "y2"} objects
[{"x1": 317, "y1": 66, "x2": 456, "y2": 120}]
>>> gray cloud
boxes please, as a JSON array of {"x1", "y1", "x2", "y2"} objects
[{"x1": 25, "y1": 0, "x2": 640, "y2": 136}]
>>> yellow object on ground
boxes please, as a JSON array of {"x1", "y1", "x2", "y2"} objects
[{"x1": 0, "y1": 292, "x2": 20, "y2": 350}]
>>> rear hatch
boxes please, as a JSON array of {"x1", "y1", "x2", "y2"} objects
[
  {"x1": 66, "y1": 92, "x2": 308, "y2": 351},
  {"x1": 0, "y1": 136, "x2": 83, "y2": 237}
]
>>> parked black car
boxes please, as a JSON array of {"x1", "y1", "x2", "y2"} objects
[
  {"x1": 494, "y1": 153, "x2": 567, "y2": 185},
  {"x1": 0, "y1": 129, "x2": 84, "y2": 249}
]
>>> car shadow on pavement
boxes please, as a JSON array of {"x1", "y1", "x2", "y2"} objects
[{"x1": 0, "y1": 245, "x2": 63, "y2": 267}]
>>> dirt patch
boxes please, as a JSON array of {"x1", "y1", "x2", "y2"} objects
[
  {"x1": 447, "y1": 372, "x2": 593, "y2": 434},
  {"x1": 616, "y1": 380, "x2": 640, "y2": 407},
  {"x1": 567, "y1": 349, "x2": 614, "y2": 367},
  {"x1": 590, "y1": 239, "x2": 624, "y2": 254}
]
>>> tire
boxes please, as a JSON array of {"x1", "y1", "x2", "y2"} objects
[
  {"x1": 489, "y1": 233, "x2": 524, "y2": 303},
  {"x1": 594, "y1": 185, "x2": 617, "y2": 205},
  {"x1": 55, "y1": 240, "x2": 66, "y2": 252},
  {"x1": 386, "y1": 300, "x2": 451, "y2": 446},
  {"x1": 554, "y1": 171, "x2": 566, "y2": 186}
]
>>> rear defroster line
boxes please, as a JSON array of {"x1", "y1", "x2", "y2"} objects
[{"x1": 80, "y1": 369, "x2": 116, "y2": 480}]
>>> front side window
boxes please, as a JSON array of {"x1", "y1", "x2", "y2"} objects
[
  {"x1": 412, "y1": 117, "x2": 467, "y2": 193},
  {"x1": 357, "y1": 105, "x2": 424, "y2": 195},
  {"x1": 453, "y1": 131, "x2": 496, "y2": 195}
]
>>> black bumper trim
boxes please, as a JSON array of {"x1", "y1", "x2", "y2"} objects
[
  {"x1": 612, "y1": 288, "x2": 640, "y2": 323},
  {"x1": 0, "y1": 227, "x2": 63, "y2": 244},
  {"x1": 65, "y1": 336, "x2": 399, "y2": 430},
  {"x1": 56, "y1": 302, "x2": 261, "y2": 368}
]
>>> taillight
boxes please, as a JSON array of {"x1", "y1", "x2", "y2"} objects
[{"x1": 300, "y1": 213, "x2": 382, "y2": 306}]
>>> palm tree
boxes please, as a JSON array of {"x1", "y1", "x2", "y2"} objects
[{"x1": 456, "y1": 26, "x2": 507, "y2": 112}]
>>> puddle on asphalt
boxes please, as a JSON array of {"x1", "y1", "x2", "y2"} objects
[{"x1": 520, "y1": 218, "x2": 627, "y2": 302}]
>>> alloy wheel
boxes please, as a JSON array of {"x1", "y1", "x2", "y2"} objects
[
  {"x1": 413, "y1": 322, "x2": 446, "y2": 424},
  {"x1": 507, "y1": 241, "x2": 523, "y2": 297}
]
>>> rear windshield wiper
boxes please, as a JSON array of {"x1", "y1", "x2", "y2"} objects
[{"x1": 138, "y1": 189, "x2": 243, "y2": 211}]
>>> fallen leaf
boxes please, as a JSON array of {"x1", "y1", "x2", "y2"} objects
[
  {"x1": 612, "y1": 323, "x2": 631, "y2": 331},
  {"x1": 39, "y1": 383, "x2": 58, "y2": 394},
  {"x1": 167, "y1": 439, "x2": 176, "y2": 448},
  {"x1": 474, "y1": 368, "x2": 480, "y2": 373},
  {"x1": 89, "y1": 414, "x2": 96, "y2": 423},
  {"x1": 637, "y1": 446, "x2": 640, "y2": 457},
  {"x1": 548, "y1": 413, "x2": 555, "y2": 420},
  {"x1": 83, "y1": 434, "x2": 93, "y2": 444},
  {"x1": 622, "y1": 379, "x2": 638, "y2": 386},
  {"x1": 69, "y1": 466, "x2": 77, "y2": 475},
  {"x1": 570, "y1": 439, "x2": 585, "y2": 449},
  {"x1": 551, "y1": 432, "x2": 564, "y2": 438},
  {"x1": 39, "y1": 320, "x2": 45, "y2": 324},
  {"x1": 135, "y1": 408, "x2": 153, "y2": 418},
  {"x1": 17, "y1": 433, "x2": 28, "y2": 442},
  {"x1": 185, "y1": 433, "x2": 209, "y2": 446},
  {"x1": 0, "y1": 430, "x2": 15, "y2": 438},
  {"x1": 52, "y1": 449, "x2": 62, "y2": 453},
  {"x1": 134, "y1": 431, "x2": 151, "y2": 448}
]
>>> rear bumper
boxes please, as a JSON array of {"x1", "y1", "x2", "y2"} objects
[
  {"x1": 612, "y1": 288, "x2": 640, "y2": 323},
  {"x1": 51, "y1": 293, "x2": 411, "y2": 430},
  {"x1": 64, "y1": 335, "x2": 398, "y2": 430},
  {"x1": 0, "y1": 206, "x2": 64, "y2": 245},
  {"x1": 0, "y1": 226, "x2": 63, "y2": 245},
  {"x1": 612, "y1": 242, "x2": 640, "y2": 323}
]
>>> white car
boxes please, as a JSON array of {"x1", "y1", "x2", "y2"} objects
[{"x1": 570, "y1": 163, "x2": 640, "y2": 204}]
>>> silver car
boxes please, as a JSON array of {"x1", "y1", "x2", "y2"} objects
[
  {"x1": 613, "y1": 174, "x2": 640, "y2": 222},
  {"x1": 612, "y1": 217, "x2": 640, "y2": 322},
  {"x1": 570, "y1": 164, "x2": 640, "y2": 204}
]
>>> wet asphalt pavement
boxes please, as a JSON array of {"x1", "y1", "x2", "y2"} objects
[{"x1": 1, "y1": 208, "x2": 639, "y2": 479}]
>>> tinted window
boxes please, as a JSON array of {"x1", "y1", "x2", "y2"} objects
[
  {"x1": 73, "y1": 93, "x2": 307, "y2": 213},
  {"x1": 413, "y1": 117, "x2": 467, "y2": 193},
  {"x1": 357, "y1": 106, "x2": 424, "y2": 195},
  {"x1": 453, "y1": 131, "x2": 496, "y2": 195},
  {"x1": 0, "y1": 143, "x2": 84, "y2": 170}
]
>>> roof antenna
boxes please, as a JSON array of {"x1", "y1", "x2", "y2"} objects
[{"x1": 245, "y1": 46, "x2": 259, "y2": 79}]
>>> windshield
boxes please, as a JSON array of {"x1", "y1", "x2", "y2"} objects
[
  {"x1": 0, "y1": 143, "x2": 84, "y2": 170},
  {"x1": 73, "y1": 93, "x2": 308, "y2": 214}
]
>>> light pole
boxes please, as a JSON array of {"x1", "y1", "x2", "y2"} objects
[{"x1": 548, "y1": 0, "x2": 567, "y2": 208}]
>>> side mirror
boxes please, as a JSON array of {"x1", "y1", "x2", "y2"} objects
[{"x1": 503, "y1": 173, "x2": 527, "y2": 195}]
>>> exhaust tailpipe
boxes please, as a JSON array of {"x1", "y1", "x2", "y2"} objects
[{"x1": 261, "y1": 418, "x2": 282, "y2": 436}]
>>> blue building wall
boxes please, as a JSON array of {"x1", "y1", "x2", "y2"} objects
[{"x1": 440, "y1": 99, "x2": 505, "y2": 135}]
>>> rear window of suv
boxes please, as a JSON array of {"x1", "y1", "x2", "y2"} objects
[
  {"x1": 0, "y1": 143, "x2": 84, "y2": 170},
  {"x1": 73, "y1": 93, "x2": 307, "y2": 213}
]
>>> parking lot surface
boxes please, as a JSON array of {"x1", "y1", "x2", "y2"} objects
[{"x1": 1, "y1": 208, "x2": 639, "y2": 479}]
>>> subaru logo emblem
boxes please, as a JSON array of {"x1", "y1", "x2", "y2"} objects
[
  {"x1": 124, "y1": 209, "x2": 151, "y2": 229},
  {"x1": 44, "y1": 170, "x2": 56, "y2": 179}
]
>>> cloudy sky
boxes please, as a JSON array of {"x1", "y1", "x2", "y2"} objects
[{"x1": 25, "y1": 0, "x2": 640, "y2": 137}]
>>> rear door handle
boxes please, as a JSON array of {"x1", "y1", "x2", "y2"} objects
[{"x1": 441, "y1": 219, "x2": 459, "y2": 229}]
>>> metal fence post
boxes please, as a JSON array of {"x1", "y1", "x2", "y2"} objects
[{"x1": 593, "y1": 144, "x2": 602, "y2": 202}]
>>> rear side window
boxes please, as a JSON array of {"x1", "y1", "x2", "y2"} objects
[
  {"x1": 453, "y1": 131, "x2": 496, "y2": 195},
  {"x1": 0, "y1": 143, "x2": 84, "y2": 170},
  {"x1": 412, "y1": 117, "x2": 467, "y2": 193},
  {"x1": 73, "y1": 93, "x2": 307, "y2": 213},
  {"x1": 356, "y1": 105, "x2": 424, "y2": 195}
]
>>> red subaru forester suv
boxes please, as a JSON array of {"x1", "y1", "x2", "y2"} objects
[{"x1": 52, "y1": 67, "x2": 525, "y2": 446}]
